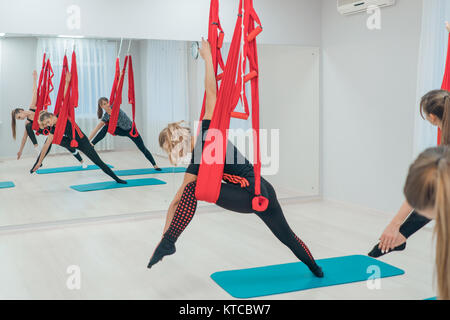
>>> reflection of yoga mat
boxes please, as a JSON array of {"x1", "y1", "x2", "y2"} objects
[
  {"x1": 211, "y1": 255, "x2": 405, "y2": 299},
  {"x1": 37, "y1": 164, "x2": 114, "y2": 174},
  {"x1": 70, "y1": 178, "x2": 166, "y2": 192},
  {"x1": 114, "y1": 167, "x2": 186, "y2": 176},
  {"x1": 0, "y1": 182, "x2": 15, "y2": 189}
]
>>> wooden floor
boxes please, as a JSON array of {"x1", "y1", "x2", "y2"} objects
[
  {"x1": 0, "y1": 197, "x2": 435, "y2": 300},
  {"x1": 0, "y1": 150, "x2": 436, "y2": 299}
]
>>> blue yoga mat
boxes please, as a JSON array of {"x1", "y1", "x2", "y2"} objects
[
  {"x1": 211, "y1": 255, "x2": 405, "y2": 299},
  {"x1": 425, "y1": 297, "x2": 437, "y2": 300},
  {"x1": 0, "y1": 181, "x2": 15, "y2": 189},
  {"x1": 70, "y1": 178, "x2": 166, "y2": 192},
  {"x1": 37, "y1": 164, "x2": 114, "y2": 174},
  {"x1": 114, "y1": 167, "x2": 186, "y2": 176}
]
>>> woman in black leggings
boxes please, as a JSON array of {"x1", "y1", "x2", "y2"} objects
[
  {"x1": 11, "y1": 70, "x2": 85, "y2": 167},
  {"x1": 31, "y1": 111, "x2": 126, "y2": 184},
  {"x1": 88, "y1": 97, "x2": 161, "y2": 171},
  {"x1": 147, "y1": 39, "x2": 323, "y2": 278},
  {"x1": 368, "y1": 23, "x2": 450, "y2": 258},
  {"x1": 30, "y1": 73, "x2": 126, "y2": 184}
]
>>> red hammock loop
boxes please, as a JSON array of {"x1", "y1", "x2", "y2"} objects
[
  {"x1": 195, "y1": 0, "x2": 265, "y2": 212},
  {"x1": 439, "y1": 33, "x2": 450, "y2": 145}
]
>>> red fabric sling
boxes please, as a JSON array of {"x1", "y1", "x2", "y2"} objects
[
  {"x1": 439, "y1": 33, "x2": 450, "y2": 145},
  {"x1": 53, "y1": 51, "x2": 83, "y2": 147},
  {"x1": 197, "y1": 0, "x2": 225, "y2": 134},
  {"x1": 32, "y1": 55, "x2": 54, "y2": 131},
  {"x1": 195, "y1": 0, "x2": 268, "y2": 212},
  {"x1": 107, "y1": 56, "x2": 129, "y2": 135},
  {"x1": 127, "y1": 55, "x2": 139, "y2": 137},
  {"x1": 110, "y1": 58, "x2": 121, "y2": 105}
]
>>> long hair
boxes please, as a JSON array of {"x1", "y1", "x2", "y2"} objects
[
  {"x1": 11, "y1": 108, "x2": 24, "y2": 140},
  {"x1": 159, "y1": 121, "x2": 191, "y2": 165},
  {"x1": 97, "y1": 97, "x2": 108, "y2": 119},
  {"x1": 420, "y1": 90, "x2": 450, "y2": 145},
  {"x1": 404, "y1": 146, "x2": 450, "y2": 300}
]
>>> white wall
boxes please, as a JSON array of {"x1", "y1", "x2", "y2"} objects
[
  {"x1": 0, "y1": 38, "x2": 38, "y2": 159},
  {"x1": 0, "y1": 0, "x2": 322, "y2": 46},
  {"x1": 321, "y1": 0, "x2": 423, "y2": 212}
]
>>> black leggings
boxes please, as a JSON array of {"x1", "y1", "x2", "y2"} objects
[
  {"x1": 399, "y1": 210, "x2": 431, "y2": 239},
  {"x1": 31, "y1": 138, "x2": 83, "y2": 173},
  {"x1": 165, "y1": 178, "x2": 319, "y2": 271},
  {"x1": 26, "y1": 122, "x2": 38, "y2": 146},
  {"x1": 92, "y1": 125, "x2": 157, "y2": 166},
  {"x1": 32, "y1": 135, "x2": 123, "y2": 183}
]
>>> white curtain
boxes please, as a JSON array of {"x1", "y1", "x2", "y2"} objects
[
  {"x1": 414, "y1": 0, "x2": 450, "y2": 156},
  {"x1": 36, "y1": 38, "x2": 116, "y2": 152},
  {"x1": 141, "y1": 40, "x2": 190, "y2": 156}
]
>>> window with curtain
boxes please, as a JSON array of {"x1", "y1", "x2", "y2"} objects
[
  {"x1": 141, "y1": 40, "x2": 190, "y2": 157},
  {"x1": 414, "y1": 0, "x2": 450, "y2": 156},
  {"x1": 36, "y1": 38, "x2": 117, "y2": 151}
]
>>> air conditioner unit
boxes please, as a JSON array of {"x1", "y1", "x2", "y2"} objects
[{"x1": 337, "y1": 0, "x2": 396, "y2": 15}]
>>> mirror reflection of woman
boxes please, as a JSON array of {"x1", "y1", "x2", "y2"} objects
[
  {"x1": 147, "y1": 39, "x2": 324, "y2": 279},
  {"x1": 12, "y1": 70, "x2": 86, "y2": 169},
  {"x1": 31, "y1": 72, "x2": 126, "y2": 185},
  {"x1": 88, "y1": 70, "x2": 161, "y2": 171}
]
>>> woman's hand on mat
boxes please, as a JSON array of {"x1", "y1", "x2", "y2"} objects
[
  {"x1": 17, "y1": 151, "x2": 22, "y2": 160},
  {"x1": 31, "y1": 162, "x2": 41, "y2": 173},
  {"x1": 199, "y1": 38, "x2": 212, "y2": 61},
  {"x1": 379, "y1": 222, "x2": 402, "y2": 253}
]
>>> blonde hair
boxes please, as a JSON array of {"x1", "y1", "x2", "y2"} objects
[
  {"x1": 404, "y1": 146, "x2": 450, "y2": 300},
  {"x1": 159, "y1": 121, "x2": 191, "y2": 165}
]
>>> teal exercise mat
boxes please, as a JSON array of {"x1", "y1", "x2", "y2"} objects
[
  {"x1": 0, "y1": 181, "x2": 15, "y2": 189},
  {"x1": 425, "y1": 297, "x2": 437, "y2": 300},
  {"x1": 36, "y1": 164, "x2": 114, "y2": 174},
  {"x1": 70, "y1": 178, "x2": 166, "y2": 192},
  {"x1": 114, "y1": 167, "x2": 186, "y2": 176},
  {"x1": 211, "y1": 255, "x2": 405, "y2": 299}
]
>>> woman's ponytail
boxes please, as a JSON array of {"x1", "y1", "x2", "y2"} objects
[
  {"x1": 11, "y1": 108, "x2": 24, "y2": 140},
  {"x1": 435, "y1": 155, "x2": 450, "y2": 300}
]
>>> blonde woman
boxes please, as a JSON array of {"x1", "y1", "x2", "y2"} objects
[
  {"x1": 403, "y1": 146, "x2": 450, "y2": 300},
  {"x1": 147, "y1": 39, "x2": 324, "y2": 278}
]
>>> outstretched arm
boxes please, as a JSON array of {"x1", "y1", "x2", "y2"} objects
[
  {"x1": 89, "y1": 121, "x2": 106, "y2": 142},
  {"x1": 31, "y1": 135, "x2": 53, "y2": 172},
  {"x1": 378, "y1": 200, "x2": 413, "y2": 253},
  {"x1": 200, "y1": 38, "x2": 217, "y2": 120},
  {"x1": 162, "y1": 173, "x2": 198, "y2": 234},
  {"x1": 30, "y1": 70, "x2": 38, "y2": 108},
  {"x1": 17, "y1": 128, "x2": 28, "y2": 159}
]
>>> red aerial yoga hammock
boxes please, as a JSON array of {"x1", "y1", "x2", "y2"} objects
[
  {"x1": 107, "y1": 54, "x2": 139, "y2": 137},
  {"x1": 32, "y1": 54, "x2": 54, "y2": 131},
  {"x1": 52, "y1": 51, "x2": 84, "y2": 147},
  {"x1": 195, "y1": 0, "x2": 267, "y2": 212},
  {"x1": 439, "y1": 32, "x2": 450, "y2": 145}
]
